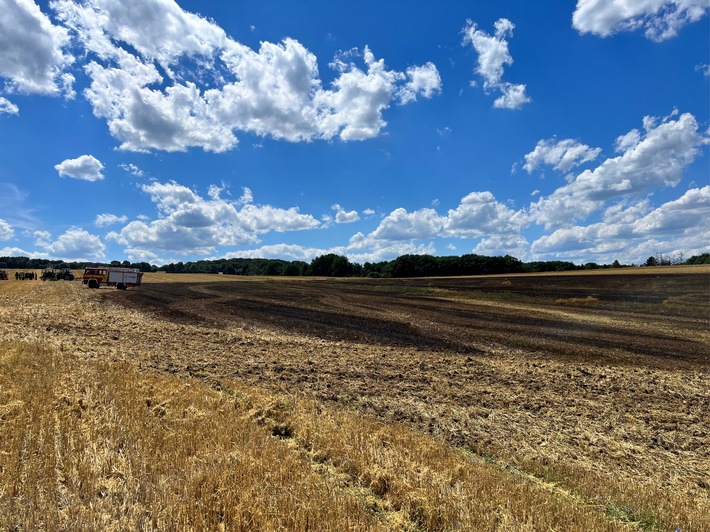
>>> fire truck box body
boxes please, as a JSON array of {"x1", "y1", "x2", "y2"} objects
[
  {"x1": 109, "y1": 270, "x2": 140, "y2": 285},
  {"x1": 83, "y1": 267, "x2": 142, "y2": 289}
]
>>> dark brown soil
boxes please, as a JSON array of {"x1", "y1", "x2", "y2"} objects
[{"x1": 112, "y1": 273, "x2": 709, "y2": 368}]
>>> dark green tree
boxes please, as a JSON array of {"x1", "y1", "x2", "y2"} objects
[
  {"x1": 330, "y1": 255, "x2": 352, "y2": 277},
  {"x1": 685, "y1": 253, "x2": 710, "y2": 264},
  {"x1": 264, "y1": 261, "x2": 283, "y2": 276},
  {"x1": 283, "y1": 261, "x2": 307, "y2": 276},
  {"x1": 310, "y1": 254, "x2": 354, "y2": 277}
]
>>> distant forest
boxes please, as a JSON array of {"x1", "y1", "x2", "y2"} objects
[{"x1": 1, "y1": 252, "x2": 708, "y2": 278}]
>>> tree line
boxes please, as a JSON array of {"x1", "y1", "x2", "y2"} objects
[
  {"x1": 0, "y1": 258, "x2": 156, "y2": 272},
  {"x1": 1, "y1": 252, "x2": 707, "y2": 279},
  {"x1": 135, "y1": 251, "x2": 710, "y2": 277}
]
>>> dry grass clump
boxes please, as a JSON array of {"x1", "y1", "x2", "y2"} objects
[
  {"x1": 516, "y1": 460, "x2": 710, "y2": 532},
  {"x1": 0, "y1": 341, "x2": 383, "y2": 531},
  {"x1": 281, "y1": 394, "x2": 709, "y2": 531},
  {"x1": 0, "y1": 338, "x2": 628, "y2": 531},
  {"x1": 280, "y1": 398, "x2": 622, "y2": 531}
]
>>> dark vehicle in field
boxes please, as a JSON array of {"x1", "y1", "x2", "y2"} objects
[{"x1": 40, "y1": 267, "x2": 75, "y2": 281}]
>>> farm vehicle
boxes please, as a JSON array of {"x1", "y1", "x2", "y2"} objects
[
  {"x1": 0, "y1": 270, "x2": 7, "y2": 280},
  {"x1": 83, "y1": 266, "x2": 142, "y2": 290},
  {"x1": 40, "y1": 267, "x2": 75, "y2": 281}
]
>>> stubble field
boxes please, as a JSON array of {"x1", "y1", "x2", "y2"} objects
[{"x1": 1, "y1": 266, "x2": 708, "y2": 530}]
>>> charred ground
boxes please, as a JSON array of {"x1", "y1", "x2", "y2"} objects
[
  {"x1": 112, "y1": 271, "x2": 709, "y2": 367},
  {"x1": 89, "y1": 269, "x2": 709, "y2": 506}
]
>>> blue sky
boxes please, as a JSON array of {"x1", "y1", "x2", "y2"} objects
[{"x1": 0, "y1": 0, "x2": 708, "y2": 266}]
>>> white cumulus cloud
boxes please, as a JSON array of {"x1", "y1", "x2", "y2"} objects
[
  {"x1": 531, "y1": 186, "x2": 710, "y2": 263},
  {"x1": 363, "y1": 191, "x2": 529, "y2": 259},
  {"x1": 632, "y1": 186, "x2": 710, "y2": 236},
  {"x1": 462, "y1": 18, "x2": 531, "y2": 109},
  {"x1": 55, "y1": 154, "x2": 105, "y2": 181},
  {"x1": 315, "y1": 46, "x2": 437, "y2": 141},
  {"x1": 398, "y1": 62, "x2": 443, "y2": 104},
  {"x1": 524, "y1": 138, "x2": 602, "y2": 173},
  {"x1": 0, "y1": 246, "x2": 31, "y2": 257},
  {"x1": 34, "y1": 227, "x2": 107, "y2": 261},
  {"x1": 50, "y1": 0, "x2": 441, "y2": 152},
  {"x1": 227, "y1": 236, "x2": 438, "y2": 264},
  {"x1": 0, "y1": 219, "x2": 14, "y2": 240},
  {"x1": 493, "y1": 82, "x2": 531, "y2": 110},
  {"x1": 0, "y1": 0, "x2": 74, "y2": 96},
  {"x1": 371, "y1": 207, "x2": 444, "y2": 240},
  {"x1": 529, "y1": 112, "x2": 709, "y2": 228},
  {"x1": 602, "y1": 198, "x2": 653, "y2": 223},
  {"x1": 473, "y1": 234, "x2": 530, "y2": 260},
  {"x1": 445, "y1": 191, "x2": 525, "y2": 238},
  {"x1": 0, "y1": 97, "x2": 19, "y2": 115},
  {"x1": 332, "y1": 204, "x2": 360, "y2": 224},
  {"x1": 107, "y1": 181, "x2": 320, "y2": 256},
  {"x1": 345, "y1": 231, "x2": 437, "y2": 263},
  {"x1": 229, "y1": 243, "x2": 328, "y2": 262},
  {"x1": 573, "y1": 0, "x2": 709, "y2": 41},
  {"x1": 95, "y1": 213, "x2": 128, "y2": 227}
]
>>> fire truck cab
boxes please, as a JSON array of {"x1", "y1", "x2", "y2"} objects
[{"x1": 83, "y1": 267, "x2": 143, "y2": 290}]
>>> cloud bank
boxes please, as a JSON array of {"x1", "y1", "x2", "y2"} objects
[
  {"x1": 35, "y1": 0, "x2": 442, "y2": 153},
  {"x1": 573, "y1": 0, "x2": 709, "y2": 41}
]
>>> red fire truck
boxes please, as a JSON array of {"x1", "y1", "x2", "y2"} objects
[{"x1": 82, "y1": 267, "x2": 143, "y2": 290}]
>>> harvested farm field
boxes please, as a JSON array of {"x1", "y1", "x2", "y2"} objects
[{"x1": 1, "y1": 266, "x2": 708, "y2": 530}]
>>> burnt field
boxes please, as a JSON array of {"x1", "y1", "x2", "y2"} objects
[
  {"x1": 97, "y1": 269, "x2": 709, "y2": 504},
  {"x1": 117, "y1": 270, "x2": 709, "y2": 368},
  {"x1": 1, "y1": 267, "x2": 708, "y2": 529}
]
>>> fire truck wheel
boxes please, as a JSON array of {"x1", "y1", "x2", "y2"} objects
[
  {"x1": 88, "y1": 279, "x2": 99, "y2": 289},
  {"x1": 117, "y1": 283, "x2": 126, "y2": 290}
]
